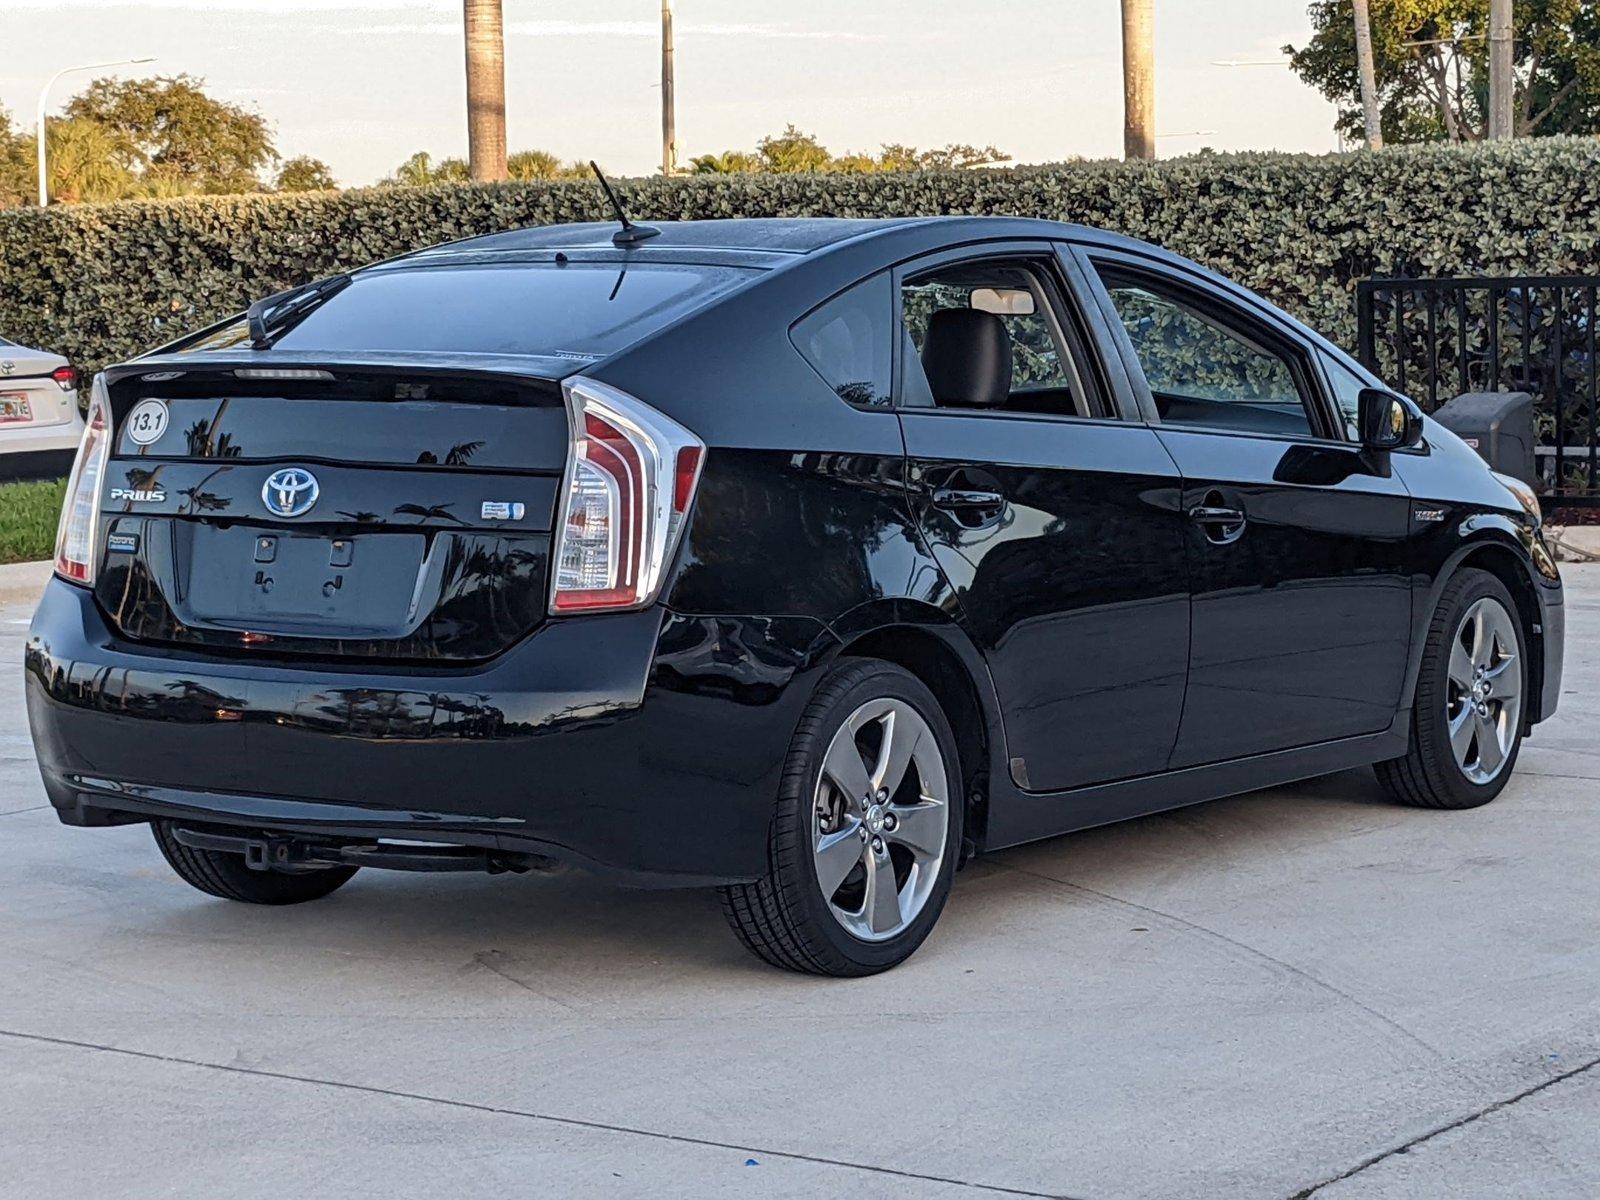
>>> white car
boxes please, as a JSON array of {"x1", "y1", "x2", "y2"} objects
[{"x1": 0, "y1": 335, "x2": 83, "y2": 482}]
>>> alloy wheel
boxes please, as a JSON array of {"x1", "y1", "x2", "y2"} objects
[
  {"x1": 1445, "y1": 596, "x2": 1522, "y2": 785},
  {"x1": 811, "y1": 697, "x2": 950, "y2": 942}
]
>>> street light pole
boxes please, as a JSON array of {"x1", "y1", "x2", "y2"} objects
[{"x1": 36, "y1": 56, "x2": 155, "y2": 206}]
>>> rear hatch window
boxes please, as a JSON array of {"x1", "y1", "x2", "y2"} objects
[{"x1": 183, "y1": 261, "x2": 760, "y2": 362}]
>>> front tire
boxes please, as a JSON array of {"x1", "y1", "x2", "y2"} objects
[
  {"x1": 1375, "y1": 568, "x2": 1527, "y2": 809},
  {"x1": 152, "y1": 821, "x2": 359, "y2": 905},
  {"x1": 720, "y1": 659, "x2": 963, "y2": 976}
]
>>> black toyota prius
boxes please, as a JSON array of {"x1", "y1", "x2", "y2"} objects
[{"x1": 25, "y1": 216, "x2": 1564, "y2": 975}]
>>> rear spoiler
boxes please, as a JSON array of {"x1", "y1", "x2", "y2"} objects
[{"x1": 103, "y1": 348, "x2": 598, "y2": 389}]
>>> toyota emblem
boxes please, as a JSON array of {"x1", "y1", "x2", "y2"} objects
[{"x1": 262, "y1": 467, "x2": 320, "y2": 518}]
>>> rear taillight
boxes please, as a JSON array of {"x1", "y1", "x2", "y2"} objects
[
  {"x1": 550, "y1": 378, "x2": 704, "y2": 614},
  {"x1": 54, "y1": 378, "x2": 111, "y2": 586},
  {"x1": 51, "y1": 364, "x2": 78, "y2": 392}
]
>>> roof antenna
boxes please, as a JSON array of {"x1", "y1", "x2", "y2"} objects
[{"x1": 590, "y1": 161, "x2": 660, "y2": 246}]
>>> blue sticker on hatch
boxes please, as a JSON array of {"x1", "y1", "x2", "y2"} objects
[{"x1": 107, "y1": 532, "x2": 140, "y2": 554}]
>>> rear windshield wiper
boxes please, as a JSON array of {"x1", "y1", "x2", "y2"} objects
[{"x1": 247, "y1": 273, "x2": 353, "y2": 350}]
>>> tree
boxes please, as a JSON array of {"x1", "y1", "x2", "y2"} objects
[
  {"x1": 1121, "y1": 0, "x2": 1155, "y2": 159},
  {"x1": 690, "y1": 127, "x2": 1008, "y2": 174},
  {"x1": 463, "y1": 0, "x2": 507, "y2": 181},
  {"x1": 689, "y1": 149, "x2": 762, "y2": 174},
  {"x1": 506, "y1": 149, "x2": 589, "y2": 181},
  {"x1": 0, "y1": 105, "x2": 32, "y2": 209},
  {"x1": 43, "y1": 117, "x2": 136, "y2": 203},
  {"x1": 385, "y1": 152, "x2": 470, "y2": 188},
  {"x1": 275, "y1": 155, "x2": 337, "y2": 192},
  {"x1": 64, "y1": 74, "x2": 276, "y2": 193},
  {"x1": 755, "y1": 125, "x2": 835, "y2": 173},
  {"x1": 1287, "y1": 0, "x2": 1600, "y2": 143}
]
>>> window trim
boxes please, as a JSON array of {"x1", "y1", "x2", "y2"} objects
[
  {"x1": 888, "y1": 241, "x2": 1124, "y2": 424},
  {"x1": 1077, "y1": 247, "x2": 1351, "y2": 446}
]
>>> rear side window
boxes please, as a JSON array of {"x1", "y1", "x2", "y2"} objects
[
  {"x1": 184, "y1": 262, "x2": 760, "y2": 360},
  {"x1": 790, "y1": 273, "x2": 893, "y2": 407}
]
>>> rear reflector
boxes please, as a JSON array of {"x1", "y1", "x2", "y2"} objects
[
  {"x1": 54, "y1": 378, "x2": 111, "y2": 586},
  {"x1": 550, "y1": 378, "x2": 704, "y2": 614}
]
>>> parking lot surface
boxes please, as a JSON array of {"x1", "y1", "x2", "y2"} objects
[{"x1": 2, "y1": 568, "x2": 1596, "y2": 1199}]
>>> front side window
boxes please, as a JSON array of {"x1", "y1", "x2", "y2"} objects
[
  {"x1": 1098, "y1": 267, "x2": 1316, "y2": 439},
  {"x1": 1319, "y1": 351, "x2": 1372, "y2": 441},
  {"x1": 899, "y1": 258, "x2": 1092, "y2": 416},
  {"x1": 790, "y1": 273, "x2": 892, "y2": 407}
]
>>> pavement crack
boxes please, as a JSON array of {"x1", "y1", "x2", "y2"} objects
[
  {"x1": 0, "y1": 804, "x2": 47, "y2": 818},
  {"x1": 471, "y1": 949, "x2": 580, "y2": 1012},
  {"x1": 0, "y1": 1026, "x2": 1083, "y2": 1199},
  {"x1": 1285, "y1": 1053, "x2": 1600, "y2": 1198},
  {"x1": 995, "y1": 862, "x2": 1444, "y2": 1063}
]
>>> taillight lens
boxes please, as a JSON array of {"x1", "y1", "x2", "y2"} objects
[
  {"x1": 550, "y1": 378, "x2": 704, "y2": 614},
  {"x1": 54, "y1": 378, "x2": 111, "y2": 586},
  {"x1": 52, "y1": 364, "x2": 78, "y2": 392}
]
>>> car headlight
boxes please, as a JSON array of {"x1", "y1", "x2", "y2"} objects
[{"x1": 1492, "y1": 471, "x2": 1542, "y2": 527}]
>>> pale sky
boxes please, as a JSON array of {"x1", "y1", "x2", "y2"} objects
[{"x1": 0, "y1": 1, "x2": 1343, "y2": 185}]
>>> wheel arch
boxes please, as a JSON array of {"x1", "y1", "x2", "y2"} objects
[
  {"x1": 827, "y1": 605, "x2": 1007, "y2": 855},
  {"x1": 1411, "y1": 528, "x2": 1551, "y2": 727}
]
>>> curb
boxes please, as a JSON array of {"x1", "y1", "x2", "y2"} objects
[
  {"x1": 1548, "y1": 526, "x2": 1600, "y2": 563},
  {"x1": 0, "y1": 560, "x2": 52, "y2": 610}
]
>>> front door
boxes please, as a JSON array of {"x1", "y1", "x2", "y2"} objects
[
  {"x1": 896, "y1": 246, "x2": 1191, "y2": 792},
  {"x1": 1083, "y1": 252, "x2": 1413, "y2": 767}
]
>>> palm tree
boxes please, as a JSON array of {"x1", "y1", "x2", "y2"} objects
[
  {"x1": 1352, "y1": 0, "x2": 1384, "y2": 149},
  {"x1": 1120, "y1": 0, "x2": 1155, "y2": 160},
  {"x1": 44, "y1": 117, "x2": 134, "y2": 202},
  {"x1": 463, "y1": 0, "x2": 508, "y2": 181}
]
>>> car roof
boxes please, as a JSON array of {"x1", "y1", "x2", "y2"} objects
[{"x1": 405, "y1": 215, "x2": 1158, "y2": 268}]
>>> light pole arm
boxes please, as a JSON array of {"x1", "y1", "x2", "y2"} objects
[{"x1": 35, "y1": 57, "x2": 155, "y2": 207}]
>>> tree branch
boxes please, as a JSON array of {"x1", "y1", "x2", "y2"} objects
[{"x1": 1522, "y1": 76, "x2": 1580, "y2": 134}]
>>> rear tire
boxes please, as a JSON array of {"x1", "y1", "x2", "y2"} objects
[
  {"x1": 719, "y1": 659, "x2": 963, "y2": 977},
  {"x1": 1375, "y1": 568, "x2": 1526, "y2": 810},
  {"x1": 152, "y1": 821, "x2": 359, "y2": 905}
]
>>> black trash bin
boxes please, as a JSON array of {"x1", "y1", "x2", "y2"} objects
[{"x1": 1431, "y1": 391, "x2": 1537, "y2": 486}]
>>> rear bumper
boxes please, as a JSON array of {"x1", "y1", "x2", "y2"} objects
[
  {"x1": 0, "y1": 412, "x2": 82, "y2": 456},
  {"x1": 25, "y1": 578, "x2": 833, "y2": 886}
]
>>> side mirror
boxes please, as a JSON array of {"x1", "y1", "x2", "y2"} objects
[{"x1": 1358, "y1": 388, "x2": 1424, "y2": 452}]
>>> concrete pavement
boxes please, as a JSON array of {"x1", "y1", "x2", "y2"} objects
[{"x1": 1, "y1": 569, "x2": 1596, "y2": 1199}]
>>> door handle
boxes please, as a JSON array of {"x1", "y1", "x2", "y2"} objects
[
  {"x1": 1187, "y1": 501, "x2": 1247, "y2": 544},
  {"x1": 932, "y1": 488, "x2": 1005, "y2": 512}
]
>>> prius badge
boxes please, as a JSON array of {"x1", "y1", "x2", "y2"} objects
[{"x1": 263, "y1": 467, "x2": 320, "y2": 518}]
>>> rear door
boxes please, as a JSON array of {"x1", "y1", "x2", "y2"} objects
[
  {"x1": 896, "y1": 243, "x2": 1191, "y2": 793},
  {"x1": 1078, "y1": 248, "x2": 1413, "y2": 767}
]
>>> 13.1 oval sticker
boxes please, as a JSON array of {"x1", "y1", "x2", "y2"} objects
[{"x1": 125, "y1": 399, "x2": 169, "y2": 446}]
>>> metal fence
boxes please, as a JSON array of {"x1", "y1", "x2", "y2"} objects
[{"x1": 1356, "y1": 275, "x2": 1600, "y2": 507}]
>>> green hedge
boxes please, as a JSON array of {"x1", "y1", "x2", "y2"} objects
[{"x1": 4, "y1": 138, "x2": 1600, "y2": 376}]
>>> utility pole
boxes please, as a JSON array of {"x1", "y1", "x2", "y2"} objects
[
  {"x1": 1488, "y1": 0, "x2": 1515, "y2": 139},
  {"x1": 661, "y1": 0, "x2": 677, "y2": 175},
  {"x1": 1120, "y1": 0, "x2": 1155, "y2": 160},
  {"x1": 463, "y1": 0, "x2": 508, "y2": 182},
  {"x1": 1352, "y1": 0, "x2": 1384, "y2": 150}
]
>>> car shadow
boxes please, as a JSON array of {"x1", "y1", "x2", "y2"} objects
[{"x1": 136, "y1": 766, "x2": 1404, "y2": 982}]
